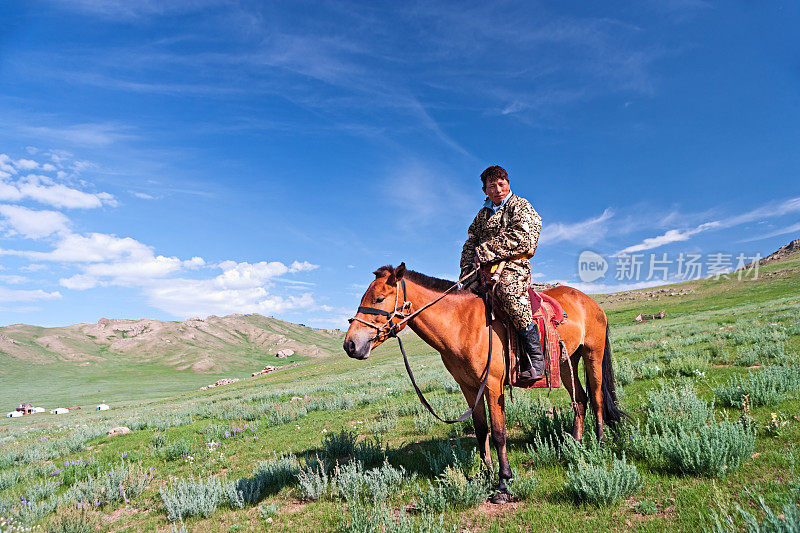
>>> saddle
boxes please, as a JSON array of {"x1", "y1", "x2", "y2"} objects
[{"x1": 482, "y1": 273, "x2": 568, "y2": 390}]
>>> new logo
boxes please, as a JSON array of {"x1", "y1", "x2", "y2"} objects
[{"x1": 578, "y1": 250, "x2": 608, "y2": 282}]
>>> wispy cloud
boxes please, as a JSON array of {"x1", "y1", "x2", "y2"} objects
[
  {"x1": 616, "y1": 196, "x2": 800, "y2": 253},
  {"x1": 0, "y1": 274, "x2": 29, "y2": 284},
  {"x1": 739, "y1": 222, "x2": 800, "y2": 243},
  {"x1": 16, "y1": 3, "x2": 668, "y2": 156},
  {"x1": 540, "y1": 209, "x2": 614, "y2": 245},
  {"x1": 47, "y1": 0, "x2": 226, "y2": 19},
  {"x1": 717, "y1": 197, "x2": 800, "y2": 228},
  {"x1": 617, "y1": 221, "x2": 719, "y2": 254},
  {"x1": 0, "y1": 153, "x2": 116, "y2": 209},
  {"x1": 0, "y1": 286, "x2": 61, "y2": 303},
  {"x1": 386, "y1": 161, "x2": 472, "y2": 229},
  {"x1": 130, "y1": 191, "x2": 155, "y2": 200},
  {"x1": 16, "y1": 122, "x2": 135, "y2": 147}
]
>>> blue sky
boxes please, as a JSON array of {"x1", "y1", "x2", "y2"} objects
[{"x1": 0, "y1": 1, "x2": 798, "y2": 329}]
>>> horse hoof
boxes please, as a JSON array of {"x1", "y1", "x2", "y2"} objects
[{"x1": 489, "y1": 491, "x2": 512, "y2": 504}]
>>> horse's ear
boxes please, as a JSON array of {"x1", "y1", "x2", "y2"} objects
[{"x1": 387, "y1": 262, "x2": 406, "y2": 285}]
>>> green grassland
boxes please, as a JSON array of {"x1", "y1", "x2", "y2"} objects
[
  {"x1": 0, "y1": 257, "x2": 799, "y2": 532},
  {"x1": 0, "y1": 314, "x2": 343, "y2": 409}
]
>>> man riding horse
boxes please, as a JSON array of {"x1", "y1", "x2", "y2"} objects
[{"x1": 460, "y1": 165, "x2": 545, "y2": 382}]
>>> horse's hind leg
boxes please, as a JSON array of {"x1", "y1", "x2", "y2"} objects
[
  {"x1": 561, "y1": 349, "x2": 589, "y2": 442},
  {"x1": 486, "y1": 387, "x2": 512, "y2": 502},
  {"x1": 583, "y1": 342, "x2": 606, "y2": 442},
  {"x1": 460, "y1": 384, "x2": 491, "y2": 478}
]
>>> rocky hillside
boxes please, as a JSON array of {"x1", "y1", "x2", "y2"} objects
[
  {"x1": 758, "y1": 237, "x2": 800, "y2": 265},
  {"x1": 0, "y1": 314, "x2": 343, "y2": 373}
]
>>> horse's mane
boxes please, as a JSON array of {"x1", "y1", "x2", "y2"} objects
[{"x1": 373, "y1": 265, "x2": 474, "y2": 295}]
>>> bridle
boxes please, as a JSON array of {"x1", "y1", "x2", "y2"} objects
[
  {"x1": 348, "y1": 265, "x2": 482, "y2": 341},
  {"x1": 348, "y1": 278, "x2": 412, "y2": 342},
  {"x1": 347, "y1": 267, "x2": 492, "y2": 424}
]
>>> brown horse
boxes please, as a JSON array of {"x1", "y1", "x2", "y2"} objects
[{"x1": 343, "y1": 263, "x2": 625, "y2": 500}]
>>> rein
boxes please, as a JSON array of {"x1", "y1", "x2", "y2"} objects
[{"x1": 349, "y1": 267, "x2": 494, "y2": 424}]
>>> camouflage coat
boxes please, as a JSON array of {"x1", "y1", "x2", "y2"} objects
[
  {"x1": 460, "y1": 193, "x2": 542, "y2": 279},
  {"x1": 459, "y1": 193, "x2": 542, "y2": 329}
]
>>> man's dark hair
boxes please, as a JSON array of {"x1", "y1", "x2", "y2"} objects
[{"x1": 480, "y1": 165, "x2": 509, "y2": 187}]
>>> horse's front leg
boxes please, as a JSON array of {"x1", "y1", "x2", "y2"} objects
[
  {"x1": 486, "y1": 386, "x2": 512, "y2": 503},
  {"x1": 459, "y1": 384, "x2": 491, "y2": 478}
]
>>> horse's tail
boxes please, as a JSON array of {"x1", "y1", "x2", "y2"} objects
[{"x1": 601, "y1": 323, "x2": 627, "y2": 426}]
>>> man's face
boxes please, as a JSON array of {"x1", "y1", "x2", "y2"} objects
[{"x1": 483, "y1": 177, "x2": 510, "y2": 206}]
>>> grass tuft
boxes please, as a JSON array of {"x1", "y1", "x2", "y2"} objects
[{"x1": 564, "y1": 454, "x2": 642, "y2": 506}]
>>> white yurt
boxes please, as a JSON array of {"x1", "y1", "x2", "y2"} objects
[
  {"x1": 96, "y1": 404, "x2": 110, "y2": 411},
  {"x1": 32, "y1": 407, "x2": 45, "y2": 413},
  {"x1": 50, "y1": 408, "x2": 69, "y2": 415},
  {"x1": 6, "y1": 411, "x2": 23, "y2": 418}
]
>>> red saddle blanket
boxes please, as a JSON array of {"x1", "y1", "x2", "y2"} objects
[{"x1": 502, "y1": 289, "x2": 567, "y2": 390}]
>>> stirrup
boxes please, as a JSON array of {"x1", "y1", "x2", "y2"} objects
[{"x1": 518, "y1": 367, "x2": 544, "y2": 382}]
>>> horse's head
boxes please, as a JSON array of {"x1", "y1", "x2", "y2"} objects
[{"x1": 343, "y1": 263, "x2": 408, "y2": 360}]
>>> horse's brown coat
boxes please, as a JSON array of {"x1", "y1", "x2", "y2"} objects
[{"x1": 344, "y1": 264, "x2": 622, "y2": 496}]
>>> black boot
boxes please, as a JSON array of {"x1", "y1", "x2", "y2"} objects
[{"x1": 518, "y1": 322, "x2": 545, "y2": 381}]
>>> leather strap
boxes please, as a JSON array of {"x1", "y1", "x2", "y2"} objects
[
  {"x1": 348, "y1": 269, "x2": 491, "y2": 424},
  {"x1": 357, "y1": 306, "x2": 391, "y2": 317},
  {"x1": 396, "y1": 295, "x2": 493, "y2": 424}
]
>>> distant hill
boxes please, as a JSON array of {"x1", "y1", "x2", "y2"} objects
[
  {"x1": 0, "y1": 314, "x2": 343, "y2": 373},
  {"x1": 595, "y1": 236, "x2": 800, "y2": 314},
  {"x1": 757, "y1": 237, "x2": 800, "y2": 265}
]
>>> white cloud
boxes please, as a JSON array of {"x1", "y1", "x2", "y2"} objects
[
  {"x1": 616, "y1": 196, "x2": 800, "y2": 254},
  {"x1": 739, "y1": 221, "x2": 800, "y2": 243},
  {"x1": 33, "y1": 238, "x2": 318, "y2": 317},
  {"x1": 0, "y1": 286, "x2": 61, "y2": 303},
  {"x1": 0, "y1": 155, "x2": 16, "y2": 175},
  {"x1": 0, "y1": 155, "x2": 116, "y2": 210},
  {"x1": 130, "y1": 191, "x2": 155, "y2": 199},
  {"x1": 0, "y1": 151, "x2": 317, "y2": 320},
  {"x1": 616, "y1": 221, "x2": 719, "y2": 254},
  {"x1": 91, "y1": 257, "x2": 316, "y2": 316},
  {"x1": 0, "y1": 204, "x2": 71, "y2": 239},
  {"x1": 92, "y1": 256, "x2": 193, "y2": 279},
  {"x1": 18, "y1": 122, "x2": 134, "y2": 147},
  {"x1": 59, "y1": 274, "x2": 100, "y2": 290},
  {"x1": 14, "y1": 159, "x2": 39, "y2": 171},
  {"x1": 45, "y1": 150, "x2": 73, "y2": 165},
  {"x1": 54, "y1": 243, "x2": 204, "y2": 290},
  {"x1": 540, "y1": 209, "x2": 614, "y2": 245},
  {"x1": 215, "y1": 260, "x2": 292, "y2": 289},
  {"x1": 0, "y1": 182, "x2": 23, "y2": 203},
  {"x1": 0, "y1": 275, "x2": 29, "y2": 284},
  {"x1": 289, "y1": 260, "x2": 318, "y2": 272},
  {"x1": 717, "y1": 196, "x2": 800, "y2": 228},
  {"x1": 9, "y1": 232, "x2": 154, "y2": 262},
  {"x1": 145, "y1": 278, "x2": 315, "y2": 318},
  {"x1": 17, "y1": 177, "x2": 117, "y2": 209},
  {"x1": 1, "y1": 210, "x2": 318, "y2": 317}
]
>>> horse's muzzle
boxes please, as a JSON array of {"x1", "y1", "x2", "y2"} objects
[{"x1": 343, "y1": 336, "x2": 371, "y2": 360}]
